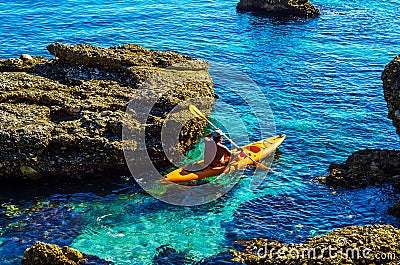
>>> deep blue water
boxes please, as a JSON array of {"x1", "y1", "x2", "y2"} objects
[{"x1": 1, "y1": 0, "x2": 400, "y2": 264}]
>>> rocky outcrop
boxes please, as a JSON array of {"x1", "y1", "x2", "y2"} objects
[
  {"x1": 382, "y1": 54, "x2": 400, "y2": 137},
  {"x1": 236, "y1": 0, "x2": 321, "y2": 18},
  {"x1": 0, "y1": 43, "x2": 214, "y2": 181},
  {"x1": 22, "y1": 242, "x2": 84, "y2": 265},
  {"x1": 231, "y1": 225, "x2": 400, "y2": 264},
  {"x1": 319, "y1": 149, "x2": 400, "y2": 190}
]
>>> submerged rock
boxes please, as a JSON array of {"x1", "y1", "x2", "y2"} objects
[
  {"x1": 320, "y1": 149, "x2": 400, "y2": 189},
  {"x1": 0, "y1": 205, "x2": 84, "y2": 262},
  {"x1": 231, "y1": 225, "x2": 400, "y2": 264},
  {"x1": 236, "y1": 0, "x2": 321, "y2": 18},
  {"x1": 0, "y1": 43, "x2": 214, "y2": 181},
  {"x1": 153, "y1": 245, "x2": 189, "y2": 265},
  {"x1": 382, "y1": 54, "x2": 400, "y2": 137}
]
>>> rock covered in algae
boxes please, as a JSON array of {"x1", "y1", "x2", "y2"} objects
[
  {"x1": 0, "y1": 43, "x2": 214, "y2": 181},
  {"x1": 22, "y1": 242, "x2": 84, "y2": 265},
  {"x1": 231, "y1": 225, "x2": 400, "y2": 264},
  {"x1": 236, "y1": 0, "x2": 321, "y2": 18}
]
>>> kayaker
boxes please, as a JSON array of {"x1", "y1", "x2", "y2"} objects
[
  {"x1": 181, "y1": 129, "x2": 242, "y2": 174},
  {"x1": 204, "y1": 129, "x2": 233, "y2": 167}
]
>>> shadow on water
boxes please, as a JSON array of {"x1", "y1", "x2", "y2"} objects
[
  {"x1": 236, "y1": 10, "x2": 317, "y2": 27},
  {"x1": 0, "y1": 175, "x2": 139, "y2": 202}
]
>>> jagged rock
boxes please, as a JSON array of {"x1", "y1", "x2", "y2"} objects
[
  {"x1": 320, "y1": 149, "x2": 400, "y2": 190},
  {"x1": 237, "y1": 0, "x2": 321, "y2": 18},
  {"x1": 0, "y1": 43, "x2": 214, "y2": 181},
  {"x1": 382, "y1": 54, "x2": 400, "y2": 137},
  {"x1": 231, "y1": 225, "x2": 400, "y2": 264},
  {"x1": 22, "y1": 242, "x2": 85, "y2": 265}
]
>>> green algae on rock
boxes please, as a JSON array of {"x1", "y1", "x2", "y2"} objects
[
  {"x1": 0, "y1": 43, "x2": 214, "y2": 181},
  {"x1": 231, "y1": 225, "x2": 400, "y2": 264},
  {"x1": 22, "y1": 242, "x2": 85, "y2": 265},
  {"x1": 236, "y1": 0, "x2": 321, "y2": 18}
]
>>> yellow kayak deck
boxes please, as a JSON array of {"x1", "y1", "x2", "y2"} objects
[{"x1": 163, "y1": 134, "x2": 286, "y2": 183}]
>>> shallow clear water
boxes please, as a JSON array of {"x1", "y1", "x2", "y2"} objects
[{"x1": 1, "y1": 0, "x2": 400, "y2": 264}]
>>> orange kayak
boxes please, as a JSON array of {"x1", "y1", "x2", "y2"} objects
[{"x1": 163, "y1": 134, "x2": 286, "y2": 183}]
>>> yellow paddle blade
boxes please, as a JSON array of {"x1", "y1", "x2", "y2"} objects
[{"x1": 189, "y1": 104, "x2": 207, "y2": 120}]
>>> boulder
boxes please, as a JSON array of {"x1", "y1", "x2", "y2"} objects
[
  {"x1": 231, "y1": 225, "x2": 400, "y2": 264},
  {"x1": 321, "y1": 149, "x2": 400, "y2": 189},
  {"x1": 236, "y1": 0, "x2": 321, "y2": 18},
  {"x1": 0, "y1": 43, "x2": 214, "y2": 182},
  {"x1": 382, "y1": 54, "x2": 400, "y2": 137}
]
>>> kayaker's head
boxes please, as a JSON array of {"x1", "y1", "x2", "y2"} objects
[{"x1": 212, "y1": 131, "x2": 222, "y2": 143}]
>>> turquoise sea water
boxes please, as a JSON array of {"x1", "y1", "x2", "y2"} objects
[{"x1": 1, "y1": 0, "x2": 400, "y2": 264}]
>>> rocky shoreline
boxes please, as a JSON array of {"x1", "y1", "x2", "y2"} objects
[
  {"x1": 0, "y1": 43, "x2": 214, "y2": 182},
  {"x1": 231, "y1": 225, "x2": 400, "y2": 264}
]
